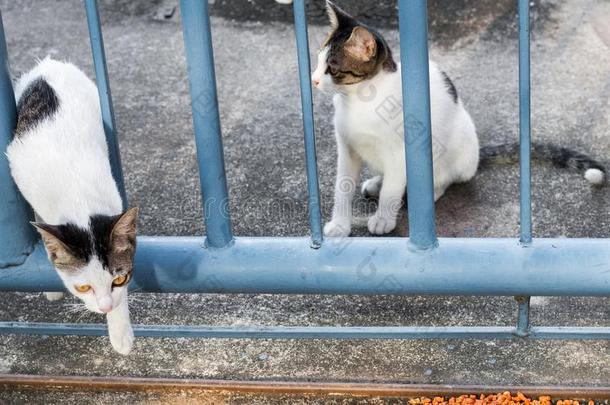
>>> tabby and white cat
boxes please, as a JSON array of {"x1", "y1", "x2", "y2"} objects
[
  {"x1": 313, "y1": 1, "x2": 605, "y2": 237},
  {"x1": 6, "y1": 58, "x2": 138, "y2": 355}
]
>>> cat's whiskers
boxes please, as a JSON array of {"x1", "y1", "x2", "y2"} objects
[
  {"x1": 74, "y1": 312, "x2": 90, "y2": 323},
  {"x1": 62, "y1": 301, "x2": 93, "y2": 323},
  {"x1": 332, "y1": 86, "x2": 349, "y2": 97},
  {"x1": 64, "y1": 302, "x2": 86, "y2": 313}
]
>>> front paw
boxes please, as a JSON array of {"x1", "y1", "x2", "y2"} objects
[
  {"x1": 109, "y1": 323, "x2": 134, "y2": 355},
  {"x1": 368, "y1": 214, "x2": 397, "y2": 235},
  {"x1": 324, "y1": 219, "x2": 351, "y2": 237}
]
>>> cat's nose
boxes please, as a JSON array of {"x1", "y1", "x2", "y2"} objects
[
  {"x1": 97, "y1": 296, "x2": 113, "y2": 313},
  {"x1": 312, "y1": 77, "x2": 320, "y2": 87}
]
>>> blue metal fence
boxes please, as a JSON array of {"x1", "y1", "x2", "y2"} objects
[{"x1": 0, "y1": 0, "x2": 609, "y2": 341}]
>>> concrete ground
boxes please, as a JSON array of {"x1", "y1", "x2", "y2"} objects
[{"x1": 1, "y1": 0, "x2": 610, "y2": 402}]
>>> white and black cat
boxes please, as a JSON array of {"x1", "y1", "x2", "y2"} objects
[
  {"x1": 6, "y1": 57, "x2": 138, "y2": 355},
  {"x1": 313, "y1": 1, "x2": 605, "y2": 237}
]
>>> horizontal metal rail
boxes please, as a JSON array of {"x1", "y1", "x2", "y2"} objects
[
  {"x1": 2, "y1": 237, "x2": 610, "y2": 296},
  {"x1": 2, "y1": 322, "x2": 610, "y2": 340}
]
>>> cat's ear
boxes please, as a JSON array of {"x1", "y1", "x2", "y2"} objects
[
  {"x1": 110, "y1": 207, "x2": 139, "y2": 254},
  {"x1": 326, "y1": 1, "x2": 353, "y2": 30},
  {"x1": 31, "y1": 223, "x2": 83, "y2": 270},
  {"x1": 345, "y1": 26, "x2": 377, "y2": 62}
]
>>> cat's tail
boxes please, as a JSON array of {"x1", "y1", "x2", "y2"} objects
[{"x1": 479, "y1": 142, "x2": 606, "y2": 185}]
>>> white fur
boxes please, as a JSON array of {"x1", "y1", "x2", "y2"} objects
[
  {"x1": 313, "y1": 47, "x2": 479, "y2": 236},
  {"x1": 8, "y1": 58, "x2": 122, "y2": 226},
  {"x1": 6, "y1": 58, "x2": 133, "y2": 355},
  {"x1": 585, "y1": 168, "x2": 604, "y2": 185}
]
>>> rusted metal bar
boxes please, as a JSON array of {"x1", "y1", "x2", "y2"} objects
[{"x1": 1, "y1": 374, "x2": 610, "y2": 399}]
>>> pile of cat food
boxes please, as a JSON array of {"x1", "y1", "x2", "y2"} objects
[{"x1": 408, "y1": 392, "x2": 596, "y2": 405}]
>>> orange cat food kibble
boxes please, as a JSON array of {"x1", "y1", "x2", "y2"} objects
[{"x1": 408, "y1": 393, "x2": 595, "y2": 405}]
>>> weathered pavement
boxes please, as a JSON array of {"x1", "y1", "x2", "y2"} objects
[{"x1": 1, "y1": 0, "x2": 610, "y2": 402}]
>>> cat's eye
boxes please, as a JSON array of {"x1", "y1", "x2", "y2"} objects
[
  {"x1": 74, "y1": 284, "x2": 91, "y2": 293},
  {"x1": 112, "y1": 274, "x2": 130, "y2": 287}
]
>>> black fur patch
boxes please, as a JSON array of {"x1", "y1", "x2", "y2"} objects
[
  {"x1": 41, "y1": 214, "x2": 122, "y2": 272},
  {"x1": 90, "y1": 214, "x2": 122, "y2": 271},
  {"x1": 441, "y1": 71, "x2": 458, "y2": 103},
  {"x1": 324, "y1": 2, "x2": 397, "y2": 85},
  {"x1": 40, "y1": 223, "x2": 93, "y2": 264},
  {"x1": 15, "y1": 77, "x2": 59, "y2": 136}
]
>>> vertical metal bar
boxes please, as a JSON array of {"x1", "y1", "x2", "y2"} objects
[
  {"x1": 180, "y1": 0, "x2": 234, "y2": 248},
  {"x1": 518, "y1": 0, "x2": 532, "y2": 245},
  {"x1": 84, "y1": 0, "x2": 127, "y2": 207},
  {"x1": 516, "y1": 1, "x2": 532, "y2": 338},
  {"x1": 515, "y1": 296, "x2": 531, "y2": 337},
  {"x1": 398, "y1": 0, "x2": 437, "y2": 250},
  {"x1": 0, "y1": 12, "x2": 37, "y2": 268},
  {"x1": 293, "y1": 0, "x2": 323, "y2": 248}
]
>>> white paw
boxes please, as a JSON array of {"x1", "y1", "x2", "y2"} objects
[
  {"x1": 44, "y1": 292, "x2": 65, "y2": 302},
  {"x1": 324, "y1": 219, "x2": 351, "y2": 237},
  {"x1": 361, "y1": 176, "x2": 382, "y2": 198},
  {"x1": 368, "y1": 214, "x2": 397, "y2": 235},
  {"x1": 109, "y1": 323, "x2": 134, "y2": 355}
]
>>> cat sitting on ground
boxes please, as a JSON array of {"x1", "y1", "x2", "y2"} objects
[
  {"x1": 6, "y1": 57, "x2": 138, "y2": 355},
  {"x1": 313, "y1": 1, "x2": 605, "y2": 237}
]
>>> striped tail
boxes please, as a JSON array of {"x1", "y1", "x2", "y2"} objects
[{"x1": 479, "y1": 142, "x2": 606, "y2": 185}]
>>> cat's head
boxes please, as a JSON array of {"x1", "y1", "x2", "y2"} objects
[
  {"x1": 32, "y1": 207, "x2": 139, "y2": 314},
  {"x1": 311, "y1": 1, "x2": 397, "y2": 93}
]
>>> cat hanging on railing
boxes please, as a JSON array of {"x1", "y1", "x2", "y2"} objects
[
  {"x1": 6, "y1": 57, "x2": 138, "y2": 355},
  {"x1": 313, "y1": 1, "x2": 606, "y2": 237}
]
